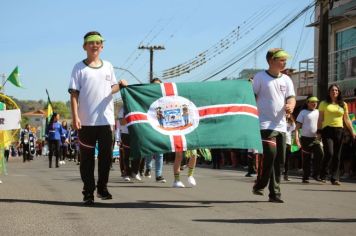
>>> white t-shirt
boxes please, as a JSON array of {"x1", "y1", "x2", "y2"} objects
[
  {"x1": 296, "y1": 109, "x2": 319, "y2": 138},
  {"x1": 69, "y1": 60, "x2": 117, "y2": 126},
  {"x1": 252, "y1": 71, "x2": 295, "y2": 132},
  {"x1": 286, "y1": 122, "x2": 296, "y2": 145},
  {"x1": 118, "y1": 107, "x2": 129, "y2": 134}
]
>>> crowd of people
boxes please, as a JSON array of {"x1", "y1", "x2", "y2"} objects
[{"x1": 3, "y1": 31, "x2": 355, "y2": 206}]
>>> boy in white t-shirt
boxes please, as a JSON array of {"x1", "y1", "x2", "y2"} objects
[
  {"x1": 68, "y1": 31, "x2": 127, "y2": 205},
  {"x1": 295, "y1": 96, "x2": 324, "y2": 183},
  {"x1": 252, "y1": 48, "x2": 296, "y2": 203}
]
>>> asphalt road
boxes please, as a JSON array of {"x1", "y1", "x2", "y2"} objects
[{"x1": 1, "y1": 156, "x2": 356, "y2": 236}]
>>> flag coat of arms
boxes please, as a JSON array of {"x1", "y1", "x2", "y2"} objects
[{"x1": 121, "y1": 80, "x2": 262, "y2": 157}]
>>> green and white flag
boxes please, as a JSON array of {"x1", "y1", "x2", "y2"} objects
[
  {"x1": 7, "y1": 66, "x2": 22, "y2": 88},
  {"x1": 121, "y1": 80, "x2": 262, "y2": 157}
]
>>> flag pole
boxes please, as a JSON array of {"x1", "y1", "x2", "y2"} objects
[
  {"x1": 45, "y1": 89, "x2": 53, "y2": 106},
  {"x1": 1, "y1": 73, "x2": 9, "y2": 88}
]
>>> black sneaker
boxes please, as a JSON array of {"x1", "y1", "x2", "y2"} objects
[
  {"x1": 313, "y1": 176, "x2": 322, "y2": 182},
  {"x1": 268, "y1": 197, "x2": 284, "y2": 203},
  {"x1": 156, "y1": 176, "x2": 167, "y2": 183},
  {"x1": 331, "y1": 180, "x2": 341, "y2": 186},
  {"x1": 252, "y1": 188, "x2": 264, "y2": 196},
  {"x1": 97, "y1": 189, "x2": 112, "y2": 200},
  {"x1": 245, "y1": 173, "x2": 252, "y2": 177},
  {"x1": 83, "y1": 192, "x2": 94, "y2": 205},
  {"x1": 144, "y1": 169, "x2": 152, "y2": 178},
  {"x1": 284, "y1": 175, "x2": 290, "y2": 181}
]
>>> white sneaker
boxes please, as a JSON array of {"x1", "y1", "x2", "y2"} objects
[
  {"x1": 0, "y1": 180, "x2": 2, "y2": 184},
  {"x1": 123, "y1": 176, "x2": 131, "y2": 182},
  {"x1": 62, "y1": 161, "x2": 66, "y2": 165},
  {"x1": 131, "y1": 174, "x2": 142, "y2": 181},
  {"x1": 172, "y1": 181, "x2": 185, "y2": 188},
  {"x1": 187, "y1": 176, "x2": 196, "y2": 187}
]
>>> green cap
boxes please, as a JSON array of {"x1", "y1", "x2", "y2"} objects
[
  {"x1": 307, "y1": 96, "x2": 319, "y2": 102},
  {"x1": 84, "y1": 34, "x2": 105, "y2": 43}
]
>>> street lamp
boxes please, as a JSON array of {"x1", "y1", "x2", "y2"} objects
[{"x1": 113, "y1": 67, "x2": 143, "y2": 84}]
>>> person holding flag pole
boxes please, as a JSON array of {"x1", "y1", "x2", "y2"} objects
[
  {"x1": 252, "y1": 48, "x2": 296, "y2": 203},
  {"x1": 68, "y1": 31, "x2": 127, "y2": 205}
]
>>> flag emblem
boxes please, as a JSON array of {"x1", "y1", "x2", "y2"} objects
[{"x1": 147, "y1": 96, "x2": 200, "y2": 136}]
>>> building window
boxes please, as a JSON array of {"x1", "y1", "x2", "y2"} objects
[
  {"x1": 35, "y1": 118, "x2": 40, "y2": 122},
  {"x1": 334, "y1": 27, "x2": 356, "y2": 81},
  {"x1": 336, "y1": 27, "x2": 356, "y2": 50}
]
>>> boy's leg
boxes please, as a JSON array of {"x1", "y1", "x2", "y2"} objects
[
  {"x1": 154, "y1": 154, "x2": 163, "y2": 178},
  {"x1": 187, "y1": 151, "x2": 197, "y2": 186},
  {"x1": 174, "y1": 152, "x2": 183, "y2": 178},
  {"x1": 283, "y1": 145, "x2": 291, "y2": 179},
  {"x1": 253, "y1": 130, "x2": 277, "y2": 193},
  {"x1": 187, "y1": 151, "x2": 197, "y2": 176},
  {"x1": 145, "y1": 156, "x2": 153, "y2": 172},
  {"x1": 97, "y1": 125, "x2": 113, "y2": 191},
  {"x1": 173, "y1": 152, "x2": 185, "y2": 187},
  {"x1": 268, "y1": 132, "x2": 285, "y2": 200},
  {"x1": 302, "y1": 150, "x2": 312, "y2": 181},
  {"x1": 121, "y1": 134, "x2": 131, "y2": 176},
  {"x1": 312, "y1": 141, "x2": 324, "y2": 179},
  {"x1": 301, "y1": 137, "x2": 313, "y2": 181},
  {"x1": 139, "y1": 157, "x2": 145, "y2": 175},
  {"x1": 78, "y1": 126, "x2": 97, "y2": 195}
]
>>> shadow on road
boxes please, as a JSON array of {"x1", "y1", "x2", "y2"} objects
[
  {"x1": 0, "y1": 198, "x2": 211, "y2": 209},
  {"x1": 139, "y1": 200, "x2": 265, "y2": 204},
  {"x1": 108, "y1": 185, "x2": 172, "y2": 188},
  {"x1": 299, "y1": 189, "x2": 356, "y2": 193},
  {"x1": 193, "y1": 218, "x2": 356, "y2": 224}
]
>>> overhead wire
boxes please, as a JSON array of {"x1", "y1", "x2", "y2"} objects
[
  {"x1": 159, "y1": 5, "x2": 280, "y2": 80},
  {"x1": 200, "y1": 1, "x2": 317, "y2": 82}
]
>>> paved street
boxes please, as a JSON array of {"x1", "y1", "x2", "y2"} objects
[{"x1": 1, "y1": 156, "x2": 356, "y2": 236}]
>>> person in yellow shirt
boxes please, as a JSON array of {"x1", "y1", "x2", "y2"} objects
[{"x1": 318, "y1": 84, "x2": 356, "y2": 185}]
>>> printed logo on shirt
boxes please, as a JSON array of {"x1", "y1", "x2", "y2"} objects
[
  {"x1": 105, "y1": 75, "x2": 111, "y2": 81},
  {"x1": 280, "y1": 85, "x2": 286, "y2": 92}
]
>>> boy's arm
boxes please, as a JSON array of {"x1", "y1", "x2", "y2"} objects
[
  {"x1": 70, "y1": 90, "x2": 81, "y2": 130},
  {"x1": 285, "y1": 96, "x2": 296, "y2": 114},
  {"x1": 112, "y1": 79, "x2": 128, "y2": 94},
  {"x1": 295, "y1": 122, "x2": 302, "y2": 148}
]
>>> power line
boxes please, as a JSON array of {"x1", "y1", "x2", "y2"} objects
[
  {"x1": 201, "y1": 1, "x2": 317, "y2": 82},
  {"x1": 160, "y1": 4, "x2": 280, "y2": 79}
]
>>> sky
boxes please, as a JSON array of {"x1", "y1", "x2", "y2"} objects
[{"x1": 0, "y1": 0, "x2": 316, "y2": 102}]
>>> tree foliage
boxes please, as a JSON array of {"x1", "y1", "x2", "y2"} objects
[{"x1": 48, "y1": 101, "x2": 71, "y2": 119}]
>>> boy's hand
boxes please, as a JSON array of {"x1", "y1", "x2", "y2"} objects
[
  {"x1": 119, "y1": 79, "x2": 128, "y2": 87},
  {"x1": 73, "y1": 117, "x2": 82, "y2": 130}
]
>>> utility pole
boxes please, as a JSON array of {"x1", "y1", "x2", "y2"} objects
[
  {"x1": 138, "y1": 45, "x2": 165, "y2": 83},
  {"x1": 317, "y1": 0, "x2": 329, "y2": 100},
  {"x1": 0, "y1": 73, "x2": 6, "y2": 93}
]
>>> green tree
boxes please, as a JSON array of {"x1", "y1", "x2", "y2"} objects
[
  {"x1": 50, "y1": 101, "x2": 71, "y2": 119},
  {"x1": 20, "y1": 115, "x2": 29, "y2": 128}
]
